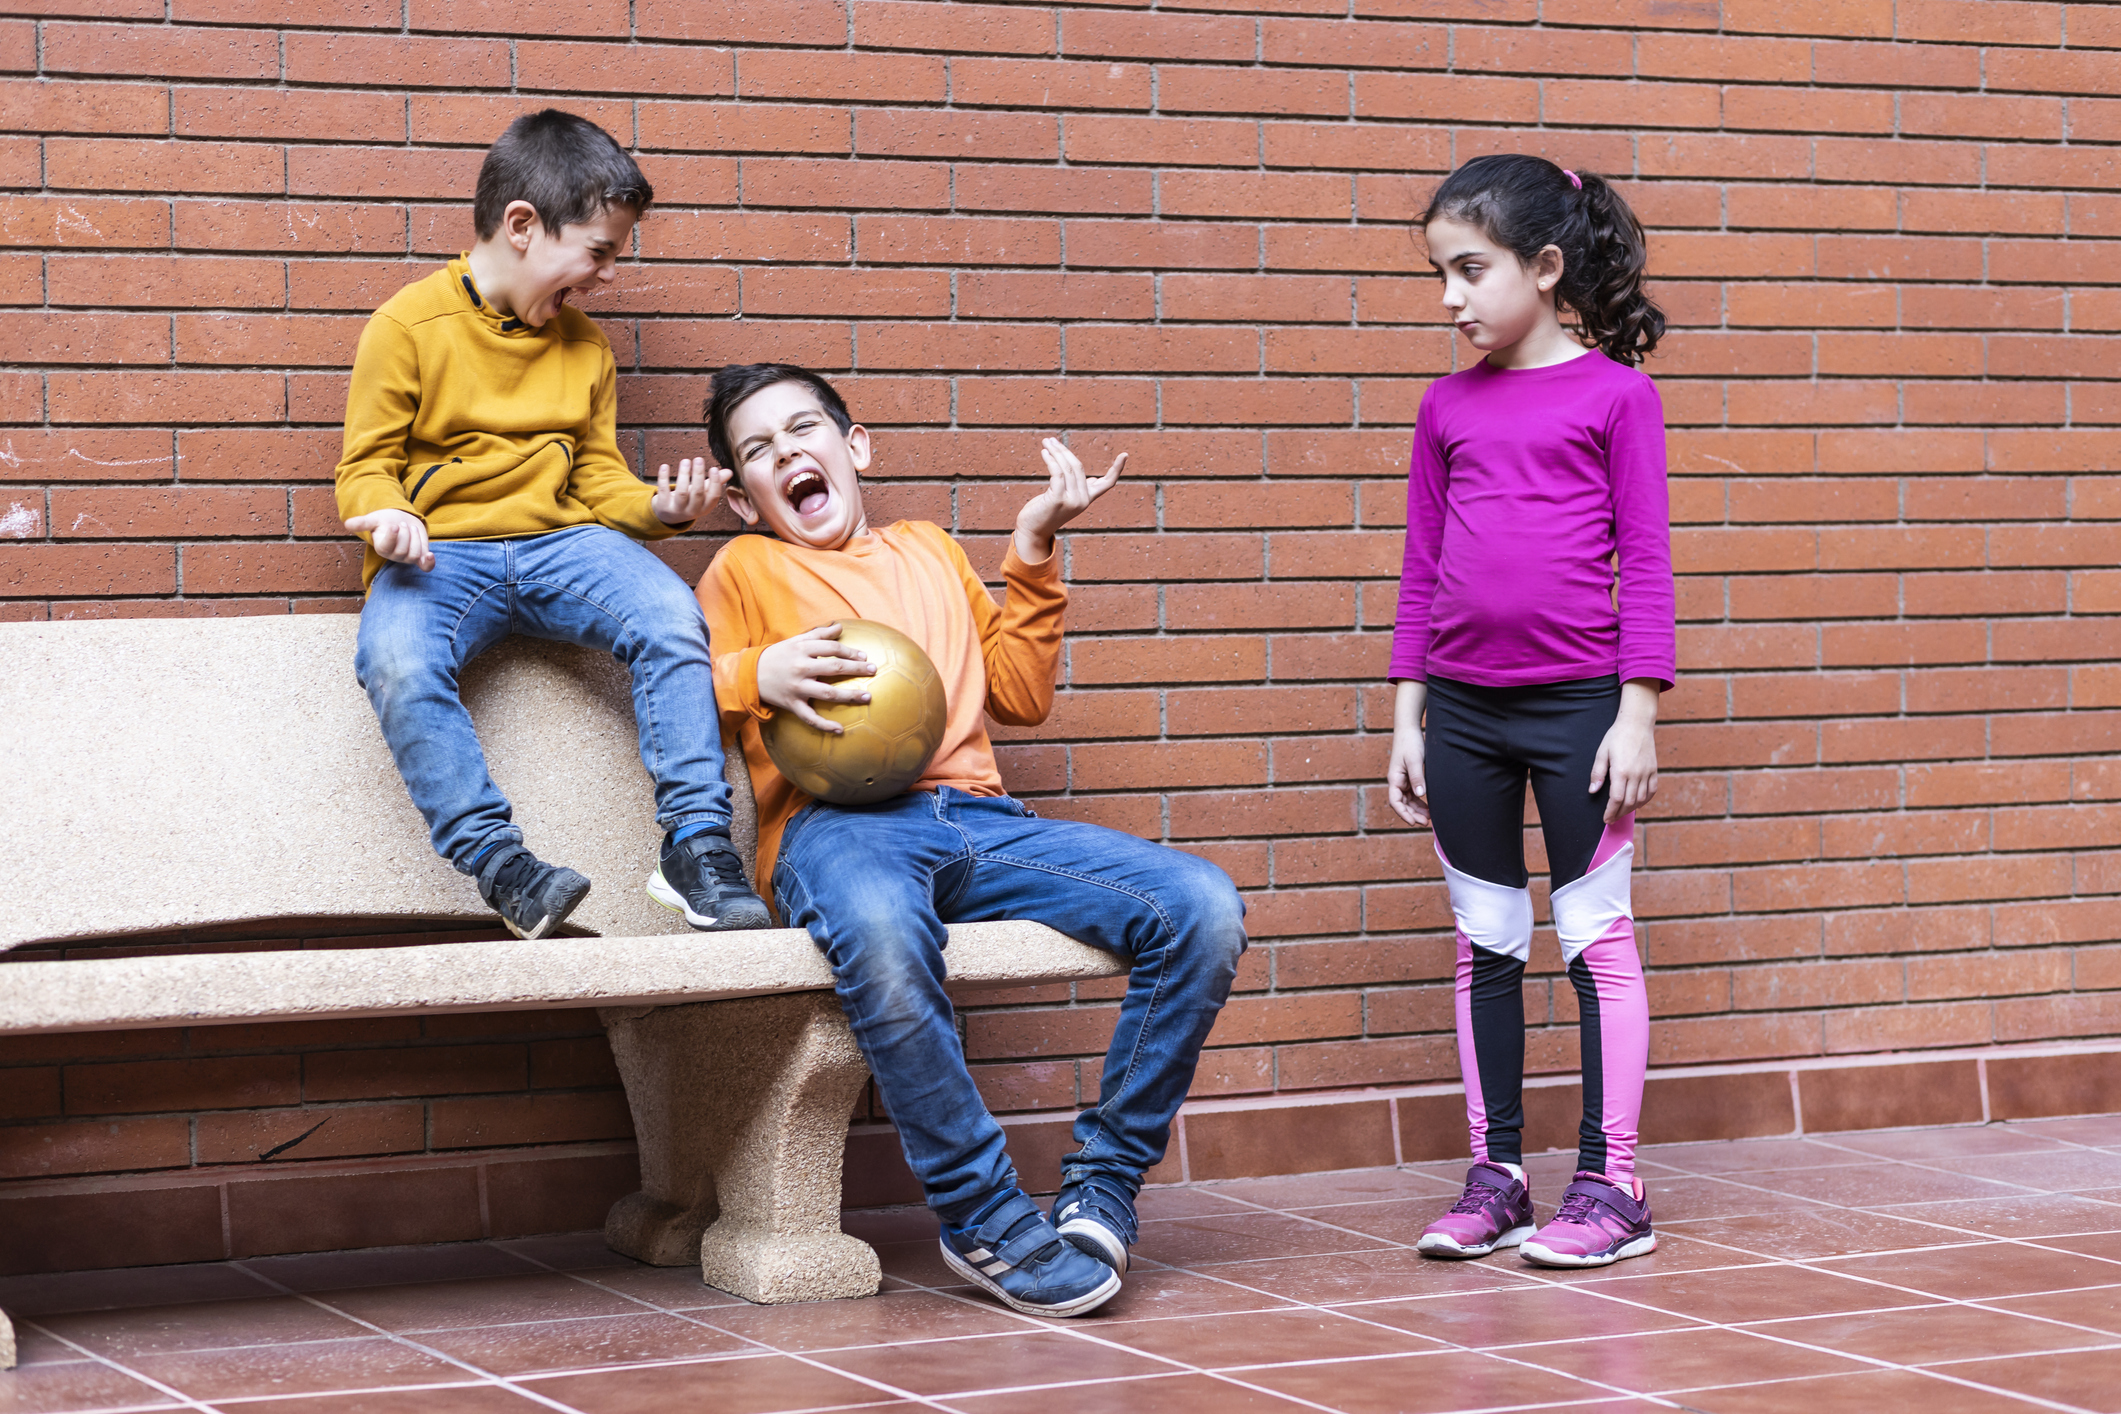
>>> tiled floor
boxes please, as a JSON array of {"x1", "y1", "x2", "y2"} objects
[{"x1": 6, "y1": 1116, "x2": 2121, "y2": 1413}]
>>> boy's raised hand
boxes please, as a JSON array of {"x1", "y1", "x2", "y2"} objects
[
  {"x1": 756, "y1": 624, "x2": 878, "y2": 734},
  {"x1": 1015, "y1": 438, "x2": 1125, "y2": 563},
  {"x1": 345, "y1": 508, "x2": 434, "y2": 571},
  {"x1": 653, "y1": 456, "x2": 731, "y2": 526}
]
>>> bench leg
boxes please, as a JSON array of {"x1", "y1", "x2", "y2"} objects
[{"x1": 601, "y1": 992, "x2": 882, "y2": 1304}]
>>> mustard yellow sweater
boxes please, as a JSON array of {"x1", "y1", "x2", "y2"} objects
[{"x1": 335, "y1": 257, "x2": 680, "y2": 588}]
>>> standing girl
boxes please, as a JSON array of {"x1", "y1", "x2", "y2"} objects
[{"x1": 1386, "y1": 155, "x2": 1674, "y2": 1268}]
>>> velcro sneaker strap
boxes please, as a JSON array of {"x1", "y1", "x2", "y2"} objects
[{"x1": 991, "y1": 1218, "x2": 1062, "y2": 1268}]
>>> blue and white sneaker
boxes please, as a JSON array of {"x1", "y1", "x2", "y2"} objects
[
  {"x1": 1052, "y1": 1176, "x2": 1139, "y2": 1276},
  {"x1": 939, "y1": 1190, "x2": 1122, "y2": 1317}
]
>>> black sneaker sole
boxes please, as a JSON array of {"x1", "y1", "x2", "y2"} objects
[
  {"x1": 646, "y1": 868, "x2": 772, "y2": 931},
  {"x1": 505, "y1": 871, "x2": 591, "y2": 941}
]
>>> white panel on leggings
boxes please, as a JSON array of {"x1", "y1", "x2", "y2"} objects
[
  {"x1": 1437, "y1": 852, "x2": 1533, "y2": 962},
  {"x1": 1550, "y1": 839, "x2": 1634, "y2": 963}
]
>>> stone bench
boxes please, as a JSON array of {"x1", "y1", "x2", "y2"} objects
[{"x1": 0, "y1": 615, "x2": 1128, "y2": 1362}]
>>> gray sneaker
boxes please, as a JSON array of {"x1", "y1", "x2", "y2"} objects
[
  {"x1": 476, "y1": 843, "x2": 590, "y2": 941},
  {"x1": 646, "y1": 831, "x2": 771, "y2": 931}
]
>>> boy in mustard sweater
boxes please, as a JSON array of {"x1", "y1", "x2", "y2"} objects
[
  {"x1": 336, "y1": 110, "x2": 767, "y2": 940},
  {"x1": 696, "y1": 364, "x2": 1246, "y2": 1318}
]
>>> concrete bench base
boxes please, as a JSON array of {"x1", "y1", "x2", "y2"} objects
[{"x1": 605, "y1": 993, "x2": 882, "y2": 1303}]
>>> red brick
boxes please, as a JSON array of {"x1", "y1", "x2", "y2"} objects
[
  {"x1": 855, "y1": 0, "x2": 1053, "y2": 54},
  {"x1": 43, "y1": 22, "x2": 278, "y2": 80},
  {"x1": 957, "y1": 272, "x2": 1150, "y2": 320},
  {"x1": 1354, "y1": 72, "x2": 1536, "y2": 123},
  {"x1": 0, "y1": 311, "x2": 170, "y2": 364},
  {"x1": 174, "y1": 0, "x2": 394, "y2": 20},
  {"x1": 1063, "y1": 115, "x2": 1255, "y2": 168},
  {"x1": 182, "y1": 542, "x2": 364, "y2": 595},
  {"x1": 1263, "y1": 17, "x2": 1444, "y2": 68},
  {"x1": 1263, "y1": 121, "x2": 1448, "y2": 173},
  {"x1": 50, "y1": 371, "x2": 284, "y2": 423},
  {"x1": 744, "y1": 269, "x2": 949, "y2": 318},
  {"x1": 742, "y1": 157, "x2": 949, "y2": 210},
  {"x1": 956, "y1": 164, "x2": 1150, "y2": 216},
  {"x1": 285, "y1": 33, "x2": 511, "y2": 88},
  {"x1": 739, "y1": 50, "x2": 945, "y2": 103},
  {"x1": 858, "y1": 109, "x2": 1057, "y2": 161},
  {"x1": 953, "y1": 57, "x2": 1152, "y2": 110},
  {"x1": 411, "y1": 0, "x2": 627, "y2": 35},
  {"x1": 1066, "y1": 220, "x2": 1259, "y2": 270},
  {"x1": 957, "y1": 377, "x2": 1154, "y2": 426},
  {"x1": 0, "y1": 195, "x2": 172, "y2": 250},
  {"x1": 517, "y1": 41, "x2": 733, "y2": 97},
  {"x1": 289, "y1": 146, "x2": 483, "y2": 201},
  {"x1": 641, "y1": 212, "x2": 849, "y2": 264},
  {"x1": 0, "y1": 429, "x2": 174, "y2": 483},
  {"x1": 45, "y1": 137, "x2": 284, "y2": 196},
  {"x1": 52, "y1": 487, "x2": 286, "y2": 538}
]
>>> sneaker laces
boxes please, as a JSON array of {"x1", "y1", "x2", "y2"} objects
[
  {"x1": 1551, "y1": 1187, "x2": 1604, "y2": 1225},
  {"x1": 680, "y1": 833, "x2": 748, "y2": 890},
  {"x1": 1448, "y1": 1179, "x2": 1506, "y2": 1216},
  {"x1": 483, "y1": 845, "x2": 542, "y2": 901}
]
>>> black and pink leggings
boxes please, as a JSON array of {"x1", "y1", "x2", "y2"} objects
[{"x1": 1425, "y1": 674, "x2": 1649, "y2": 1183}]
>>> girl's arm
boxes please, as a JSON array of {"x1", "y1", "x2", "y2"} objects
[
  {"x1": 1591, "y1": 678, "x2": 1660, "y2": 822},
  {"x1": 1386, "y1": 678, "x2": 1429, "y2": 827}
]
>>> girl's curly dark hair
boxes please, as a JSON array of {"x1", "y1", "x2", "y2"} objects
[{"x1": 1419, "y1": 154, "x2": 1665, "y2": 366}]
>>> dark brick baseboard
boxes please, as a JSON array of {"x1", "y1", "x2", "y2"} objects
[{"x1": 5, "y1": 1041, "x2": 2116, "y2": 1276}]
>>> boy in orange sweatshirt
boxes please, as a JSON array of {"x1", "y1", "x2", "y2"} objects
[
  {"x1": 337, "y1": 110, "x2": 767, "y2": 940},
  {"x1": 695, "y1": 364, "x2": 1246, "y2": 1318}
]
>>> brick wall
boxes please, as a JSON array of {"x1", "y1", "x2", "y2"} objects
[{"x1": 7, "y1": 0, "x2": 2121, "y2": 1254}]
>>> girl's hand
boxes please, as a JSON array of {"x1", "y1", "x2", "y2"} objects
[
  {"x1": 1015, "y1": 440, "x2": 1125, "y2": 562},
  {"x1": 756, "y1": 624, "x2": 877, "y2": 734},
  {"x1": 1590, "y1": 678, "x2": 1662, "y2": 822},
  {"x1": 1386, "y1": 679, "x2": 1430, "y2": 828}
]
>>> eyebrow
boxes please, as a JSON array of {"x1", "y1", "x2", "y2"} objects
[
  {"x1": 1429, "y1": 247, "x2": 1485, "y2": 269},
  {"x1": 735, "y1": 408, "x2": 819, "y2": 458}
]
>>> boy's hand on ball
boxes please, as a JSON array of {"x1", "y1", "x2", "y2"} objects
[
  {"x1": 345, "y1": 508, "x2": 434, "y2": 571},
  {"x1": 653, "y1": 457, "x2": 728, "y2": 525},
  {"x1": 758, "y1": 623, "x2": 878, "y2": 734},
  {"x1": 1015, "y1": 439, "x2": 1124, "y2": 563}
]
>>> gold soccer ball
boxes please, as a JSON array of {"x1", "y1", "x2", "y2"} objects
[{"x1": 760, "y1": 619, "x2": 948, "y2": 806}]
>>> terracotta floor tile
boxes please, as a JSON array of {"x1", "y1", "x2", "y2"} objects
[
  {"x1": 1743, "y1": 1300, "x2": 2113, "y2": 1363},
  {"x1": 1878, "y1": 1192, "x2": 2121, "y2": 1239},
  {"x1": 489, "y1": 1232, "x2": 638, "y2": 1272},
  {"x1": 1743, "y1": 1162, "x2": 2039, "y2": 1207},
  {"x1": 122, "y1": 1333, "x2": 468, "y2": 1401},
  {"x1": 698, "y1": 1287, "x2": 1029, "y2": 1352},
  {"x1": 1512, "y1": 1233, "x2": 1759, "y2": 1282},
  {"x1": 564, "y1": 1264, "x2": 749, "y2": 1310},
  {"x1": 869, "y1": 1238, "x2": 962, "y2": 1288},
  {"x1": 1234, "y1": 1347, "x2": 1615, "y2": 1413},
  {"x1": 209, "y1": 1383, "x2": 562, "y2": 1414},
  {"x1": 1920, "y1": 1148, "x2": 2121, "y2": 1193},
  {"x1": 1661, "y1": 1207, "x2": 1974, "y2": 1259},
  {"x1": 1638, "y1": 1139, "x2": 1875, "y2": 1175},
  {"x1": 1930, "y1": 1347, "x2": 2121, "y2": 1411},
  {"x1": 1671, "y1": 1367, "x2": 2054, "y2": 1414},
  {"x1": 1815, "y1": 1241, "x2": 2121, "y2": 1300},
  {"x1": 1131, "y1": 1210, "x2": 1395, "y2": 1266},
  {"x1": 414, "y1": 1311, "x2": 753, "y2": 1375},
  {"x1": 1506, "y1": 1324, "x2": 1872, "y2": 1394},
  {"x1": 1823, "y1": 1126, "x2": 2070, "y2": 1161},
  {"x1": 1134, "y1": 1188, "x2": 1268, "y2": 1221},
  {"x1": 1981, "y1": 1283, "x2": 2121, "y2": 1335},
  {"x1": 811, "y1": 1328, "x2": 1173, "y2": 1396},
  {"x1": 2036, "y1": 1228, "x2": 2121, "y2": 1263},
  {"x1": 1344, "y1": 1282, "x2": 1706, "y2": 1347},
  {"x1": 1579, "y1": 1262, "x2": 1931, "y2": 1323},
  {"x1": 0, "y1": 1355, "x2": 181, "y2": 1412},
  {"x1": 1023, "y1": 1268, "x2": 1297, "y2": 1323},
  {"x1": 1088, "y1": 1307, "x2": 1445, "y2": 1368},
  {"x1": 1195, "y1": 1247, "x2": 1529, "y2": 1305},
  {"x1": 526, "y1": 1351, "x2": 899, "y2": 1413},
  {"x1": 1195, "y1": 1168, "x2": 1461, "y2": 1211},
  {"x1": 1618, "y1": 1176, "x2": 1826, "y2": 1222},
  {"x1": 948, "y1": 1370, "x2": 1321, "y2": 1413},
  {"x1": 2006, "y1": 1114, "x2": 2121, "y2": 1146},
  {"x1": 239, "y1": 1244, "x2": 543, "y2": 1293},
  {"x1": 312, "y1": 1273, "x2": 650, "y2": 1333},
  {"x1": 0, "y1": 1263, "x2": 278, "y2": 1318},
  {"x1": 37, "y1": 1296, "x2": 371, "y2": 1358},
  {"x1": 7, "y1": 1326, "x2": 89, "y2": 1368}
]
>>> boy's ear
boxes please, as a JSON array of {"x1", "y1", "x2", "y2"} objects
[
  {"x1": 847, "y1": 424, "x2": 871, "y2": 474},
  {"x1": 724, "y1": 479, "x2": 761, "y2": 526},
  {"x1": 501, "y1": 200, "x2": 542, "y2": 254}
]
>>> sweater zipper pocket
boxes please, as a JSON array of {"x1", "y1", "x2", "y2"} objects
[{"x1": 409, "y1": 457, "x2": 462, "y2": 509}]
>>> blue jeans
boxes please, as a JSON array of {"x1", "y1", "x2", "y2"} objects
[
  {"x1": 355, "y1": 525, "x2": 733, "y2": 870},
  {"x1": 773, "y1": 787, "x2": 1246, "y2": 1223}
]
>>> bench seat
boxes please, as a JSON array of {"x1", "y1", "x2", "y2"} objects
[{"x1": 0, "y1": 615, "x2": 1126, "y2": 1346}]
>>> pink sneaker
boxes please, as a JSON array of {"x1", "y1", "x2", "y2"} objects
[
  {"x1": 1416, "y1": 1161, "x2": 1536, "y2": 1258},
  {"x1": 1520, "y1": 1171, "x2": 1657, "y2": 1268}
]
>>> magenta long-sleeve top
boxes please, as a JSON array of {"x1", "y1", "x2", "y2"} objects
[{"x1": 1389, "y1": 350, "x2": 1677, "y2": 690}]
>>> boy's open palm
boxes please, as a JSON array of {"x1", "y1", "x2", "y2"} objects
[
  {"x1": 653, "y1": 457, "x2": 729, "y2": 525},
  {"x1": 757, "y1": 623, "x2": 879, "y2": 734},
  {"x1": 345, "y1": 508, "x2": 434, "y2": 571},
  {"x1": 1015, "y1": 439, "x2": 1125, "y2": 562}
]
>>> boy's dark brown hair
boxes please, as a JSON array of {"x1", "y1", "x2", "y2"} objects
[
  {"x1": 705, "y1": 363, "x2": 856, "y2": 473},
  {"x1": 472, "y1": 109, "x2": 653, "y2": 240}
]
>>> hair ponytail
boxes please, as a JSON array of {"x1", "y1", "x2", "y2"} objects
[{"x1": 1419, "y1": 155, "x2": 1666, "y2": 366}]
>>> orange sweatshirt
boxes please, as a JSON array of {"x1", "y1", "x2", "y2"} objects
[{"x1": 696, "y1": 520, "x2": 1066, "y2": 898}]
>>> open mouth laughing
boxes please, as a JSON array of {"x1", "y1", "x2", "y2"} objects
[{"x1": 781, "y1": 466, "x2": 830, "y2": 517}]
